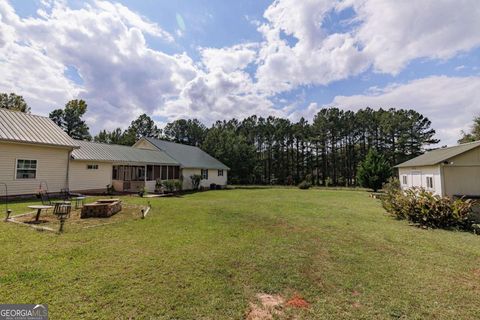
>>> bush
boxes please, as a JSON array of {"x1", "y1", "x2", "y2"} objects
[
  {"x1": 174, "y1": 180, "x2": 182, "y2": 192},
  {"x1": 298, "y1": 181, "x2": 311, "y2": 189},
  {"x1": 160, "y1": 180, "x2": 183, "y2": 193},
  {"x1": 190, "y1": 174, "x2": 202, "y2": 190},
  {"x1": 382, "y1": 187, "x2": 475, "y2": 230}
]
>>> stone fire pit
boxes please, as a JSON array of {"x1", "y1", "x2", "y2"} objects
[{"x1": 81, "y1": 199, "x2": 122, "y2": 218}]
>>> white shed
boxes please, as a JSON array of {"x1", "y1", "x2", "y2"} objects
[{"x1": 395, "y1": 141, "x2": 480, "y2": 197}]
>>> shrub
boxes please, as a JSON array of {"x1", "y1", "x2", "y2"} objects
[
  {"x1": 382, "y1": 188, "x2": 475, "y2": 230},
  {"x1": 163, "y1": 180, "x2": 176, "y2": 193},
  {"x1": 174, "y1": 180, "x2": 183, "y2": 192},
  {"x1": 298, "y1": 181, "x2": 311, "y2": 189},
  {"x1": 190, "y1": 174, "x2": 202, "y2": 190}
]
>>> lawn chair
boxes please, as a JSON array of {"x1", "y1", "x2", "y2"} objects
[
  {"x1": 53, "y1": 203, "x2": 71, "y2": 219},
  {"x1": 39, "y1": 191, "x2": 53, "y2": 206}
]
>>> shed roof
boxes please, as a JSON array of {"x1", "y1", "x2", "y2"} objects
[
  {"x1": 71, "y1": 140, "x2": 179, "y2": 165},
  {"x1": 0, "y1": 109, "x2": 78, "y2": 148},
  {"x1": 139, "y1": 138, "x2": 230, "y2": 170},
  {"x1": 395, "y1": 140, "x2": 480, "y2": 168}
]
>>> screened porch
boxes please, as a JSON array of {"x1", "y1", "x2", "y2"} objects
[{"x1": 111, "y1": 164, "x2": 180, "y2": 192}]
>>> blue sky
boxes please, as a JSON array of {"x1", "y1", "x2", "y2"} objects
[{"x1": 2, "y1": 0, "x2": 480, "y2": 145}]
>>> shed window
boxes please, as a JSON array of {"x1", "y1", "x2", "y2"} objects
[
  {"x1": 426, "y1": 176, "x2": 434, "y2": 189},
  {"x1": 402, "y1": 175, "x2": 408, "y2": 185},
  {"x1": 201, "y1": 169, "x2": 208, "y2": 180},
  {"x1": 16, "y1": 159, "x2": 37, "y2": 179},
  {"x1": 218, "y1": 169, "x2": 224, "y2": 177},
  {"x1": 87, "y1": 164, "x2": 99, "y2": 170}
]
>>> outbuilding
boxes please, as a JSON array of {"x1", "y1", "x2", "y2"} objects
[{"x1": 395, "y1": 141, "x2": 480, "y2": 197}]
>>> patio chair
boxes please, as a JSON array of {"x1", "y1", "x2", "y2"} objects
[
  {"x1": 39, "y1": 191, "x2": 52, "y2": 206},
  {"x1": 53, "y1": 203, "x2": 71, "y2": 219}
]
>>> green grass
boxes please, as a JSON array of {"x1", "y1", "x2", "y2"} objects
[{"x1": 0, "y1": 189, "x2": 479, "y2": 319}]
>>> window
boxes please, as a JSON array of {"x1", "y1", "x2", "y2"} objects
[
  {"x1": 426, "y1": 176, "x2": 434, "y2": 189},
  {"x1": 16, "y1": 159, "x2": 37, "y2": 179},
  {"x1": 87, "y1": 164, "x2": 99, "y2": 170},
  {"x1": 201, "y1": 169, "x2": 208, "y2": 180},
  {"x1": 218, "y1": 169, "x2": 224, "y2": 177},
  {"x1": 402, "y1": 175, "x2": 407, "y2": 185}
]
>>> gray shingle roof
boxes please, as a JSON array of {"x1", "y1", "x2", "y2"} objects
[
  {"x1": 141, "y1": 138, "x2": 230, "y2": 170},
  {"x1": 0, "y1": 109, "x2": 78, "y2": 147},
  {"x1": 71, "y1": 140, "x2": 179, "y2": 165},
  {"x1": 395, "y1": 140, "x2": 480, "y2": 168}
]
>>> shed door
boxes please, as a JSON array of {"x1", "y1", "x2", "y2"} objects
[{"x1": 411, "y1": 171, "x2": 422, "y2": 187}]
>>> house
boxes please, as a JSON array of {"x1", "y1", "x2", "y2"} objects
[
  {"x1": 0, "y1": 109, "x2": 229, "y2": 196},
  {"x1": 395, "y1": 140, "x2": 480, "y2": 197},
  {"x1": 0, "y1": 109, "x2": 79, "y2": 196},
  {"x1": 133, "y1": 137, "x2": 229, "y2": 190},
  {"x1": 70, "y1": 140, "x2": 180, "y2": 193}
]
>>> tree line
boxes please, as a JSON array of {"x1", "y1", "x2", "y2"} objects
[{"x1": 0, "y1": 92, "x2": 450, "y2": 186}]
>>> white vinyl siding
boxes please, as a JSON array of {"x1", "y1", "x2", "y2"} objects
[
  {"x1": 398, "y1": 165, "x2": 443, "y2": 196},
  {"x1": 182, "y1": 168, "x2": 228, "y2": 190},
  {"x1": 0, "y1": 142, "x2": 70, "y2": 195},
  {"x1": 69, "y1": 160, "x2": 112, "y2": 192}
]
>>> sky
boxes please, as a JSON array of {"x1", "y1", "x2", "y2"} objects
[{"x1": 1, "y1": 0, "x2": 479, "y2": 146}]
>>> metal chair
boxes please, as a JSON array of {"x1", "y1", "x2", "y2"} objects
[
  {"x1": 39, "y1": 191, "x2": 52, "y2": 206},
  {"x1": 54, "y1": 203, "x2": 71, "y2": 219}
]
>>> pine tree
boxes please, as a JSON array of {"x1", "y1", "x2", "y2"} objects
[{"x1": 356, "y1": 149, "x2": 392, "y2": 192}]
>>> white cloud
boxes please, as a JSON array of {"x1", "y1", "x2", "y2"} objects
[
  {"x1": 200, "y1": 43, "x2": 258, "y2": 73},
  {"x1": 255, "y1": 0, "x2": 480, "y2": 92},
  {"x1": 330, "y1": 76, "x2": 480, "y2": 146}
]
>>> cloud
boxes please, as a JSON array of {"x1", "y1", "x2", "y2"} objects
[
  {"x1": 255, "y1": 0, "x2": 480, "y2": 92},
  {"x1": 330, "y1": 76, "x2": 480, "y2": 145},
  {"x1": 200, "y1": 43, "x2": 258, "y2": 73}
]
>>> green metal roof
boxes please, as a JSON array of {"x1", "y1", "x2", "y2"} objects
[
  {"x1": 395, "y1": 140, "x2": 480, "y2": 168},
  {"x1": 141, "y1": 138, "x2": 230, "y2": 170},
  {"x1": 71, "y1": 140, "x2": 179, "y2": 165},
  {"x1": 0, "y1": 109, "x2": 79, "y2": 148}
]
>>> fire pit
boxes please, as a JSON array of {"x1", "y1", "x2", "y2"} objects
[{"x1": 81, "y1": 199, "x2": 122, "y2": 218}]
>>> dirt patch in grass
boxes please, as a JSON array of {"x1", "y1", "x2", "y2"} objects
[
  {"x1": 246, "y1": 293, "x2": 284, "y2": 320},
  {"x1": 246, "y1": 293, "x2": 310, "y2": 319},
  {"x1": 285, "y1": 294, "x2": 309, "y2": 308},
  {"x1": 10, "y1": 204, "x2": 146, "y2": 232}
]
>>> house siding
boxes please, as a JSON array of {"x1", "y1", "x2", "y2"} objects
[
  {"x1": 134, "y1": 139, "x2": 157, "y2": 151},
  {"x1": 398, "y1": 165, "x2": 443, "y2": 196},
  {"x1": 0, "y1": 141, "x2": 70, "y2": 196},
  {"x1": 69, "y1": 160, "x2": 112, "y2": 193},
  {"x1": 182, "y1": 168, "x2": 228, "y2": 190},
  {"x1": 441, "y1": 148, "x2": 480, "y2": 196}
]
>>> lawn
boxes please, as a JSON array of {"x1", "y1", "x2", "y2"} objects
[{"x1": 0, "y1": 188, "x2": 479, "y2": 319}]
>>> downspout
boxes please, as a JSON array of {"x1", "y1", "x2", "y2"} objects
[
  {"x1": 66, "y1": 149, "x2": 72, "y2": 190},
  {"x1": 440, "y1": 163, "x2": 446, "y2": 197}
]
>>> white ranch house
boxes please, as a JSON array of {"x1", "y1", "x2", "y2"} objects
[
  {"x1": 0, "y1": 109, "x2": 228, "y2": 196},
  {"x1": 395, "y1": 141, "x2": 480, "y2": 197}
]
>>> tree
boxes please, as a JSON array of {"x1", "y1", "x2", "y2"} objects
[
  {"x1": 122, "y1": 114, "x2": 161, "y2": 145},
  {"x1": 0, "y1": 93, "x2": 30, "y2": 113},
  {"x1": 356, "y1": 149, "x2": 392, "y2": 192},
  {"x1": 49, "y1": 99, "x2": 91, "y2": 140},
  {"x1": 94, "y1": 128, "x2": 125, "y2": 144},
  {"x1": 164, "y1": 119, "x2": 207, "y2": 146},
  {"x1": 459, "y1": 116, "x2": 480, "y2": 143}
]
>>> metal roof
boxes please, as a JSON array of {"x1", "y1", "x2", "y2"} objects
[
  {"x1": 139, "y1": 138, "x2": 230, "y2": 170},
  {"x1": 0, "y1": 109, "x2": 79, "y2": 147},
  {"x1": 395, "y1": 140, "x2": 480, "y2": 168},
  {"x1": 71, "y1": 140, "x2": 179, "y2": 165}
]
